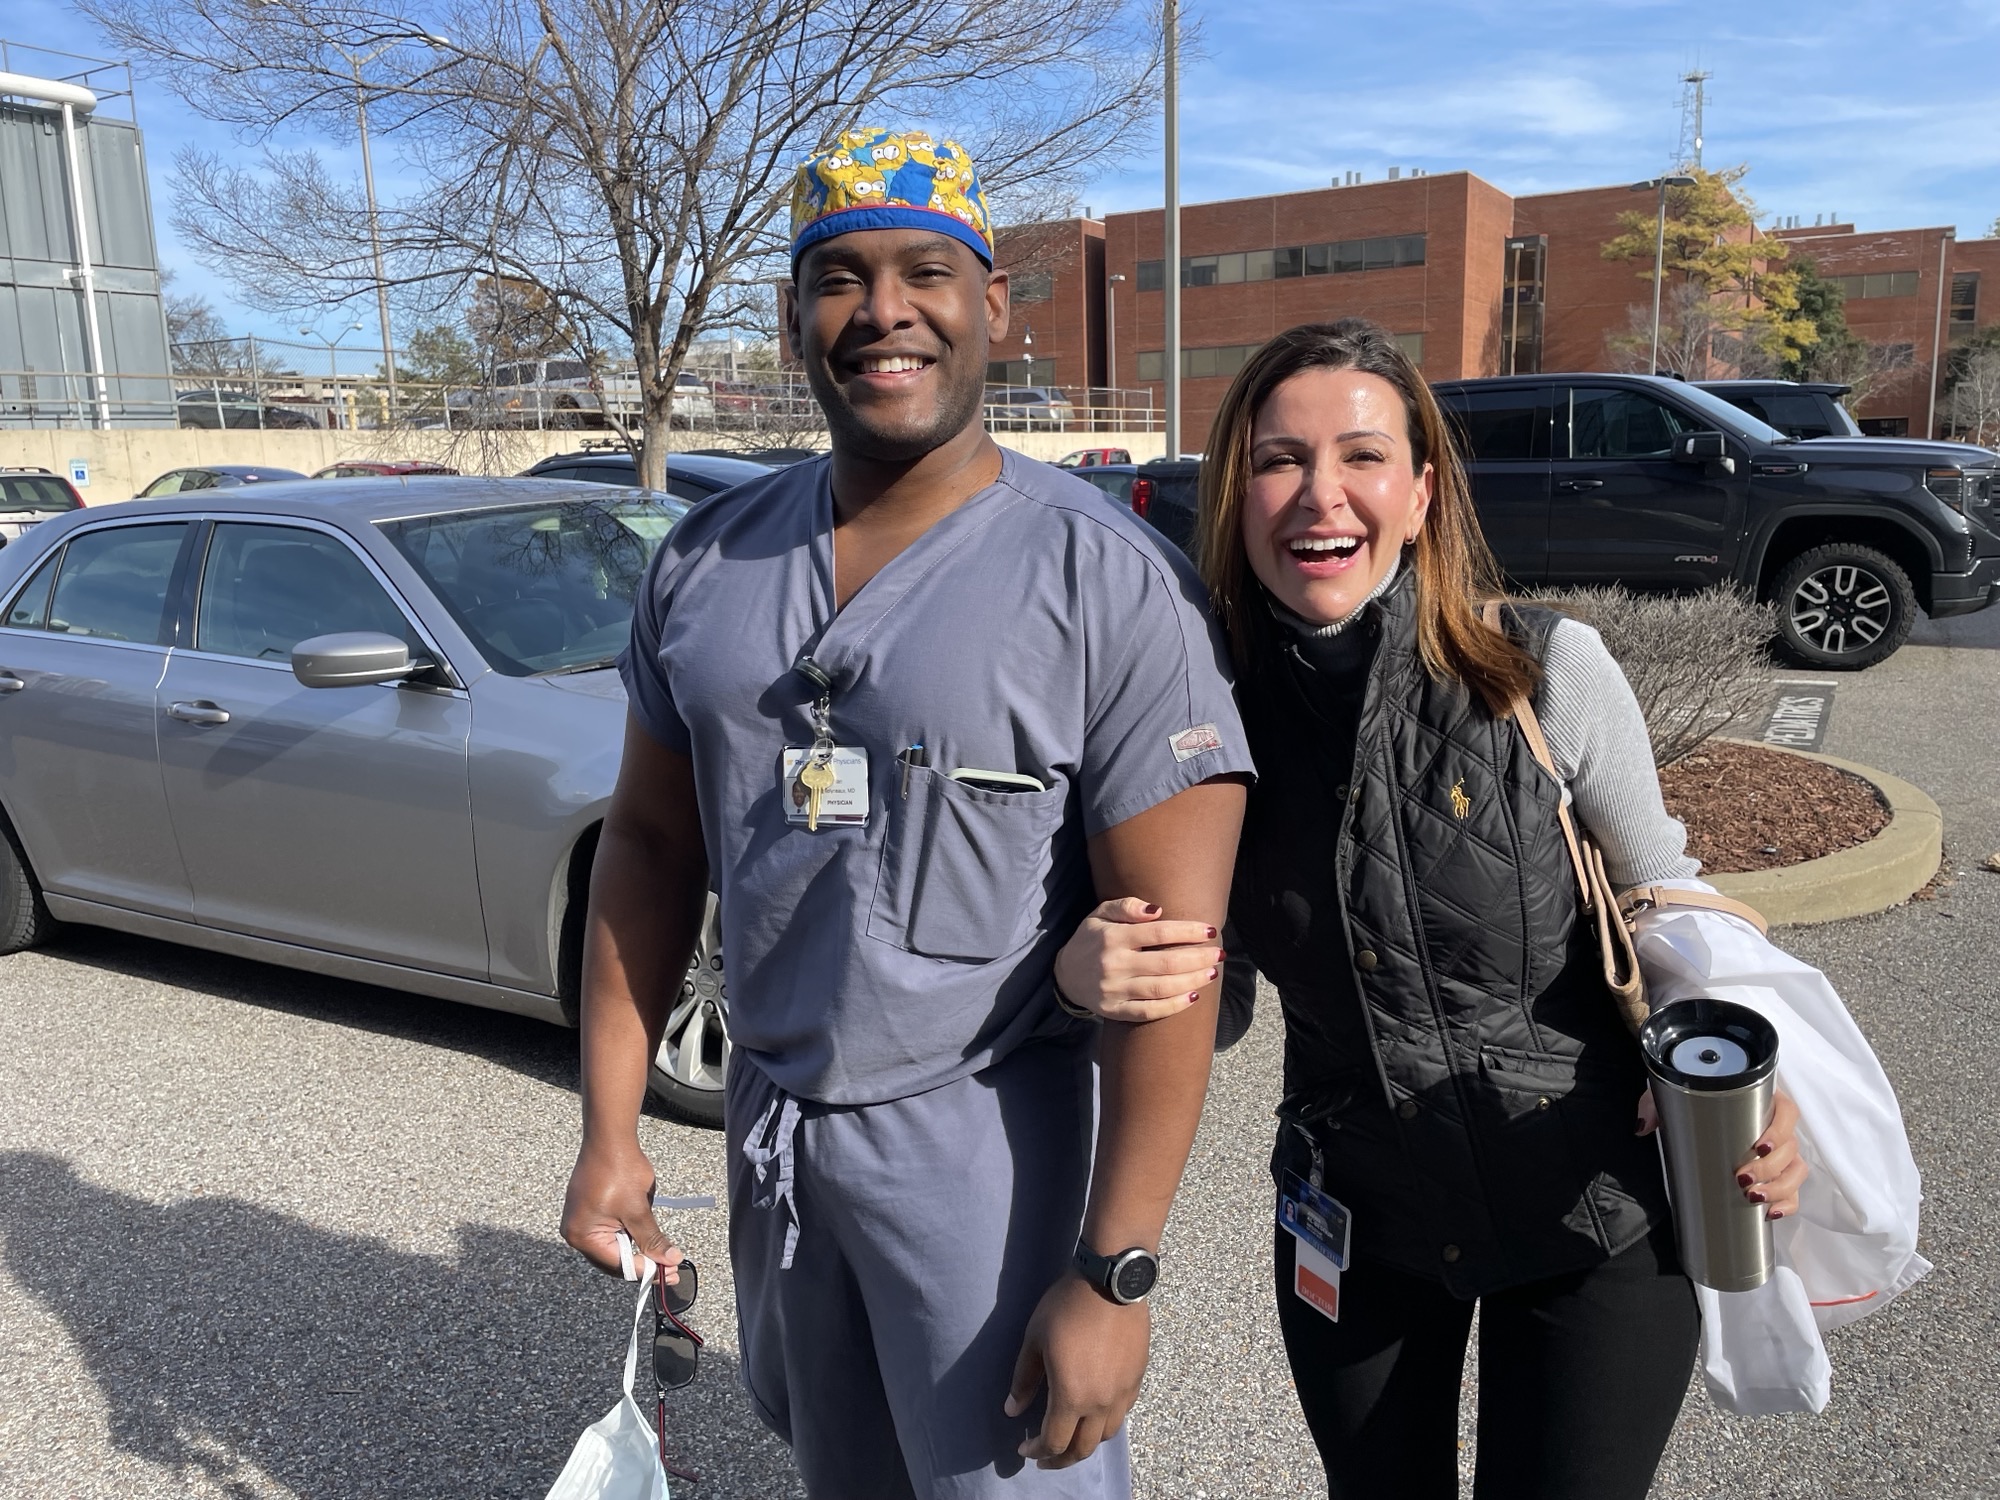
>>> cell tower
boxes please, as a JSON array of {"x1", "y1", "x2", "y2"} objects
[{"x1": 1676, "y1": 69, "x2": 1711, "y2": 170}]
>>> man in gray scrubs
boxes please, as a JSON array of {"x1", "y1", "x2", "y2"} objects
[{"x1": 562, "y1": 127, "x2": 1250, "y2": 1499}]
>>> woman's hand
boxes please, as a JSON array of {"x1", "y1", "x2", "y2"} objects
[
  {"x1": 1738, "y1": 1089, "x2": 1808, "y2": 1221},
  {"x1": 1639, "y1": 1085, "x2": 1809, "y2": 1220},
  {"x1": 1052, "y1": 897, "x2": 1222, "y2": 1023}
]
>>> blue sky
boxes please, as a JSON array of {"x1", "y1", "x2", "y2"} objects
[{"x1": 9, "y1": 0, "x2": 1998, "y2": 346}]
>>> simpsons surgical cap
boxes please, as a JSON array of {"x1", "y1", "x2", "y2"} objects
[{"x1": 790, "y1": 128, "x2": 993, "y2": 269}]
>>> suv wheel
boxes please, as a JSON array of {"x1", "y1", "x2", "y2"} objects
[
  {"x1": 1771, "y1": 543, "x2": 1916, "y2": 670},
  {"x1": 648, "y1": 894, "x2": 730, "y2": 1128}
]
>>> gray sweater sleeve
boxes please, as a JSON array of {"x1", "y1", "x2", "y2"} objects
[{"x1": 1532, "y1": 619, "x2": 1701, "y2": 886}]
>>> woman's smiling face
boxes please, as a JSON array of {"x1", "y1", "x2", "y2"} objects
[{"x1": 1241, "y1": 367, "x2": 1433, "y2": 625}]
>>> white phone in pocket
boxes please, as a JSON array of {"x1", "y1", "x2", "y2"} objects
[{"x1": 948, "y1": 768, "x2": 1047, "y2": 794}]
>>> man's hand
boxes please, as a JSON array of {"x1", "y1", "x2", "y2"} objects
[
  {"x1": 1004, "y1": 1274, "x2": 1150, "y2": 1468},
  {"x1": 561, "y1": 1137, "x2": 684, "y2": 1283}
]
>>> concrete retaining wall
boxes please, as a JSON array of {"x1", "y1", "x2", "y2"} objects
[{"x1": 0, "y1": 426, "x2": 1168, "y2": 501}]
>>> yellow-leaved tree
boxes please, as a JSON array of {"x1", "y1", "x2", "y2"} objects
[{"x1": 1602, "y1": 166, "x2": 1817, "y2": 377}]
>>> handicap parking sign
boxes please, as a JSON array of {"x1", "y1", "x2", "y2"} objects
[{"x1": 67, "y1": 460, "x2": 89, "y2": 488}]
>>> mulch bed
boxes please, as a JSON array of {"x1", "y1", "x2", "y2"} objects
[{"x1": 1659, "y1": 740, "x2": 1888, "y2": 875}]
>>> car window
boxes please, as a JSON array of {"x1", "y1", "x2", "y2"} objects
[
  {"x1": 43, "y1": 523, "x2": 190, "y2": 643},
  {"x1": 5, "y1": 552, "x2": 62, "y2": 629},
  {"x1": 196, "y1": 523, "x2": 419, "y2": 662},
  {"x1": 183, "y1": 470, "x2": 220, "y2": 491},
  {"x1": 572, "y1": 466, "x2": 638, "y2": 486},
  {"x1": 1077, "y1": 471, "x2": 1134, "y2": 504},
  {"x1": 664, "y1": 476, "x2": 719, "y2": 503},
  {"x1": 0, "y1": 475, "x2": 80, "y2": 512},
  {"x1": 1737, "y1": 393, "x2": 1842, "y2": 440},
  {"x1": 142, "y1": 472, "x2": 186, "y2": 498},
  {"x1": 1440, "y1": 387, "x2": 1551, "y2": 461},
  {"x1": 1567, "y1": 389, "x2": 1695, "y2": 460}
]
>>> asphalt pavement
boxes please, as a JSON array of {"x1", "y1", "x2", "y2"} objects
[{"x1": 1, "y1": 608, "x2": 1996, "y2": 1498}]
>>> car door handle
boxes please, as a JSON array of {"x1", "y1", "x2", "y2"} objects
[
  {"x1": 0, "y1": 673, "x2": 22, "y2": 694},
  {"x1": 168, "y1": 700, "x2": 231, "y2": 725},
  {"x1": 1557, "y1": 478, "x2": 1606, "y2": 492}
]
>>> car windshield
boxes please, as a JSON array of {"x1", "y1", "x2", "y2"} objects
[
  {"x1": 1666, "y1": 383, "x2": 1786, "y2": 444},
  {"x1": 0, "y1": 475, "x2": 79, "y2": 513},
  {"x1": 378, "y1": 494, "x2": 688, "y2": 676}
]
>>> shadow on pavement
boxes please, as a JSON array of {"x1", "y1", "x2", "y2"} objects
[{"x1": 0, "y1": 1151, "x2": 799, "y2": 1498}]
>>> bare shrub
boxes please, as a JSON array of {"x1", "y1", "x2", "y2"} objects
[{"x1": 1530, "y1": 585, "x2": 1775, "y2": 768}]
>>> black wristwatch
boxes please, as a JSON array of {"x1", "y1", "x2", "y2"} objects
[{"x1": 1073, "y1": 1238, "x2": 1159, "y2": 1305}]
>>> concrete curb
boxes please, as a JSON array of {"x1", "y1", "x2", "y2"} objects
[{"x1": 1705, "y1": 742, "x2": 1943, "y2": 926}]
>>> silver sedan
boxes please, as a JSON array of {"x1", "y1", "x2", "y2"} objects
[{"x1": 0, "y1": 478, "x2": 733, "y2": 1125}]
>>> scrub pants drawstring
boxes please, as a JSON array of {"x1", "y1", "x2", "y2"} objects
[{"x1": 742, "y1": 1090, "x2": 803, "y2": 1270}]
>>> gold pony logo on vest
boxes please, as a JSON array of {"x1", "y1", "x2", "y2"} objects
[{"x1": 1450, "y1": 779, "x2": 1471, "y2": 819}]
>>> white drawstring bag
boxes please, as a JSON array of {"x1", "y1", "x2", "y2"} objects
[
  {"x1": 545, "y1": 1263, "x2": 671, "y2": 1500},
  {"x1": 1631, "y1": 880, "x2": 1930, "y2": 1415}
]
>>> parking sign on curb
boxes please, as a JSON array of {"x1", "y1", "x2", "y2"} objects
[
  {"x1": 1760, "y1": 681, "x2": 1836, "y2": 752},
  {"x1": 67, "y1": 460, "x2": 89, "y2": 488}
]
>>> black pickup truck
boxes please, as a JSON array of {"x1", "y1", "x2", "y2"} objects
[{"x1": 1432, "y1": 374, "x2": 1999, "y2": 668}]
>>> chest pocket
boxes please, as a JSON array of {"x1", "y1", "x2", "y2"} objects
[{"x1": 867, "y1": 766, "x2": 1067, "y2": 961}]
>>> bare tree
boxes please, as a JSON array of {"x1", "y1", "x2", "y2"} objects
[
  {"x1": 81, "y1": 0, "x2": 1162, "y2": 489},
  {"x1": 1947, "y1": 346, "x2": 2000, "y2": 448}
]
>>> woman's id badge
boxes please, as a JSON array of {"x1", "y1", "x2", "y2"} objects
[
  {"x1": 781, "y1": 746, "x2": 871, "y2": 830},
  {"x1": 1280, "y1": 1172, "x2": 1351, "y2": 1323}
]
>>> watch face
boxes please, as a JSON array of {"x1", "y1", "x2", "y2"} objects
[{"x1": 1112, "y1": 1251, "x2": 1158, "y2": 1303}]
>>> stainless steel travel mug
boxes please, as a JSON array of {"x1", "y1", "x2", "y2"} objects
[{"x1": 1639, "y1": 998, "x2": 1780, "y2": 1293}]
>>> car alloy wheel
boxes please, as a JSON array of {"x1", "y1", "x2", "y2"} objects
[
  {"x1": 1771, "y1": 542, "x2": 1915, "y2": 670},
  {"x1": 649, "y1": 894, "x2": 730, "y2": 1128}
]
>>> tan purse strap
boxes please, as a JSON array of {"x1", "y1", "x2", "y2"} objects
[
  {"x1": 1619, "y1": 885, "x2": 1770, "y2": 936},
  {"x1": 1482, "y1": 600, "x2": 1594, "y2": 912}
]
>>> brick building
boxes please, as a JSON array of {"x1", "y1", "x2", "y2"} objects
[{"x1": 993, "y1": 172, "x2": 2000, "y2": 442}]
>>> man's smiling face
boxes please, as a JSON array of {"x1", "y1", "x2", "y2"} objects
[{"x1": 789, "y1": 229, "x2": 1009, "y2": 463}]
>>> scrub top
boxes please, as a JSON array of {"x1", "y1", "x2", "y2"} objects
[{"x1": 621, "y1": 449, "x2": 1253, "y2": 1106}]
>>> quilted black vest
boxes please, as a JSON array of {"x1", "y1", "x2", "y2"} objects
[{"x1": 1233, "y1": 573, "x2": 1670, "y2": 1297}]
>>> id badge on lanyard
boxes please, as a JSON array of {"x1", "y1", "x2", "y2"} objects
[
  {"x1": 1279, "y1": 1170, "x2": 1351, "y2": 1323},
  {"x1": 782, "y1": 655, "x2": 871, "y2": 832}
]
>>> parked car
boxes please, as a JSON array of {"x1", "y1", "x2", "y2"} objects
[
  {"x1": 1432, "y1": 373, "x2": 1999, "y2": 668},
  {"x1": 176, "y1": 389, "x2": 323, "y2": 431},
  {"x1": 312, "y1": 460, "x2": 461, "y2": 479},
  {"x1": 1056, "y1": 447, "x2": 1133, "y2": 468},
  {"x1": 1069, "y1": 460, "x2": 1201, "y2": 556},
  {"x1": 686, "y1": 447, "x2": 819, "y2": 469},
  {"x1": 449, "y1": 361, "x2": 716, "y2": 429},
  {"x1": 1695, "y1": 380, "x2": 1863, "y2": 441},
  {"x1": 984, "y1": 386, "x2": 1076, "y2": 430},
  {"x1": 519, "y1": 448, "x2": 774, "y2": 502},
  {"x1": 136, "y1": 465, "x2": 310, "y2": 498},
  {"x1": 0, "y1": 477, "x2": 733, "y2": 1125},
  {"x1": 0, "y1": 468, "x2": 84, "y2": 543}
]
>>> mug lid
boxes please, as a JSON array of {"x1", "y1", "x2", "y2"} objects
[{"x1": 1640, "y1": 997, "x2": 1778, "y2": 1091}]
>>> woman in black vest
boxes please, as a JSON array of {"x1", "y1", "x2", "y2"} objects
[{"x1": 1055, "y1": 320, "x2": 1805, "y2": 1498}]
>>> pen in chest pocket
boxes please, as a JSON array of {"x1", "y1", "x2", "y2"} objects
[{"x1": 898, "y1": 743, "x2": 928, "y2": 799}]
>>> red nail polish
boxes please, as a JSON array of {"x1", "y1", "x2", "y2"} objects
[
  {"x1": 1208, "y1": 967, "x2": 1219, "y2": 980},
  {"x1": 1205, "y1": 926, "x2": 1217, "y2": 939},
  {"x1": 1755, "y1": 1143, "x2": 1772, "y2": 1157},
  {"x1": 1736, "y1": 1172, "x2": 1754, "y2": 1188},
  {"x1": 1767, "y1": 1209, "x2": 1785, "y2": 1220},
  {"x1": 1188, "y1": 992, "x2": 1200, "y2": 1003},
  {"x1": 1747, "y1": 1190, "x2": 1767, "y2": 1203},
  {"x1": 1142, "y1": 904, "x2": 1161, "y2": 916}
]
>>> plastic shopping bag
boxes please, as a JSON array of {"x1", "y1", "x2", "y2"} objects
[
  {"x1": 1632, "y1": 881, "x2": 1930, "y2": 1415},
  {"x1": 545, "y1": 1263, "x2": 670, "y2": 1500}
]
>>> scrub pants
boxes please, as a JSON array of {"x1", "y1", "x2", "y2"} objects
[
  {"x1": 727, "y1": 1036, "x2": 1131, "y2": 1500},
  {"x1": 1274, "y1": 1220, "x2": 1699, "y2": 1500}
]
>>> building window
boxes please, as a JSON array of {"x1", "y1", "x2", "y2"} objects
[
  {"x1": 1139, "y1": 234, "x2": 1427, "y2": 291},
  {"x1": 1501, "y1": 235, "x2": 1546, "y2": 375},
  {"x1": 1394, "y1": 332, "x2": 1424, "y2": 367},
  {"x1": 1831, "y1": 271, "x2": 1920, "y2": 301},
  {"x1": 1136, "y1": 342, "x2": 1265, "y2": 382},
  {"x1": 1950, "y1": 273, "x2": 1978, "y2": 340},
  {"x1": 1013, "y1": 270, "x2": 1054, "y2": 303},
  {"x1": 986, "y1": 359, "x2": 1040, "y2": 386}
]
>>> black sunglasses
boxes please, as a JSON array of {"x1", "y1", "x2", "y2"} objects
[{"x1": 653, "y1": 1258, "x2": 704, "y2": 1390}]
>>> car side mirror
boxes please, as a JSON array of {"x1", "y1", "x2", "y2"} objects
[
  {"x1": 1673, "y1": 431, "x2": 1727, "y2": 464},
  {"x1": 292, "y1": 631, "x2": 418, "y2": 688}
]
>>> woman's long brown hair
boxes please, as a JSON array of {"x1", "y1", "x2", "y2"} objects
[{"x1": 1194, "y1": 319, "x2": 1539, "y2": 715}]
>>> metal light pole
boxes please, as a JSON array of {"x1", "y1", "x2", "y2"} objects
[
  {"x1": 1022, "y1": 322, "x2": 1034, "y2": 387},
  {"x1": 1162, "y1": 0, "x2": 1181, "y2": 459},
  {"x1": 1630, "y1": 175, "x2": 1696, "y2": 375},
  {"x1": 302, "y1": 322, "x2": 365, "y2": 428},
  {"x1": 1106, "y1": 272, "x2": 1125, "y2": 394}
]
